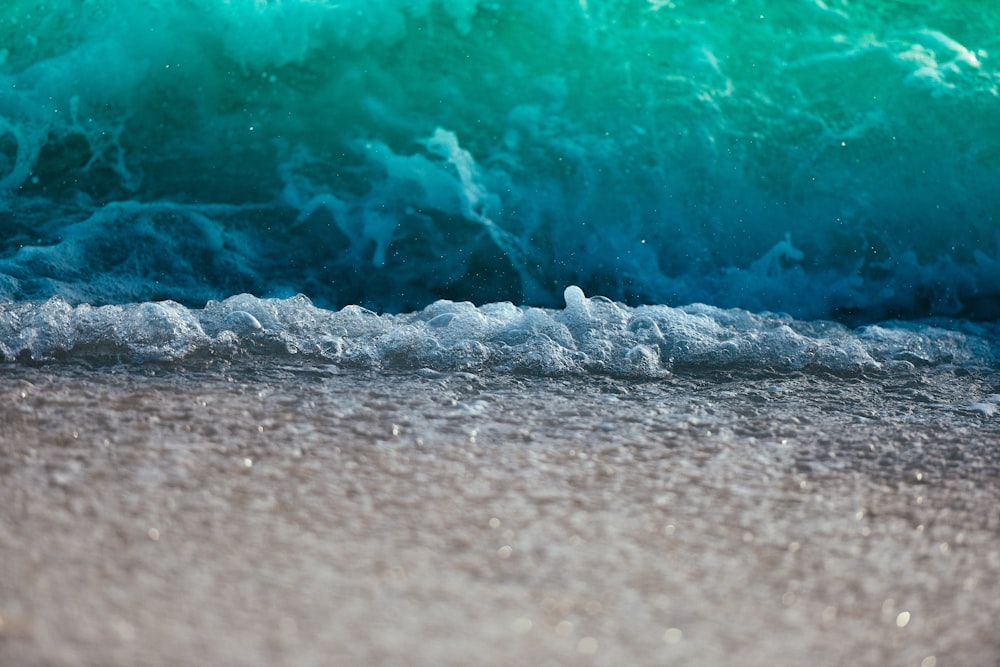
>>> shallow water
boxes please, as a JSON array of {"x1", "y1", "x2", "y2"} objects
[{"x1": 2, "y1": 362, "x2": 998, "y2": 666}]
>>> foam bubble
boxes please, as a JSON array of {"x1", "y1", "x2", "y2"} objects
[{"x1": 2, "y1": 288, "x2": 995, "y2": 374}]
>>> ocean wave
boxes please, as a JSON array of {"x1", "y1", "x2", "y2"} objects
[{"x1": 2, "y1": 1, "x2": 999, "y2": 320}]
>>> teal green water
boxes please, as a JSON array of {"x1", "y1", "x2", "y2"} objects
[{"x1": 1, "y1": 0, "x2": 999, "y2": 319}]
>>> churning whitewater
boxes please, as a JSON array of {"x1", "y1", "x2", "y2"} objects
[
  {"x1": 2, "y1": 287, "x2": 998, "y2": 375},
  {"x1": 1, "y1": 0, "x2": 999, "y2": 326}
]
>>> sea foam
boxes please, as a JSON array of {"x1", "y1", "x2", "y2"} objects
[{"x1": 2, "y1": 287, "x2": 995, "y2": 376}]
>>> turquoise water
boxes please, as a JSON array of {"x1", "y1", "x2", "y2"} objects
[{"x1": 1, "y1": 1, "x2": 999, "y2": 366}]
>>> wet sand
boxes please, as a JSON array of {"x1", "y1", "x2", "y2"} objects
[{"x1": 2, "y1": 363, "x2": 999, "y2": 666}]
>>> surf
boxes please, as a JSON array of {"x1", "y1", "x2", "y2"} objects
[{"x1": 2, "y1": 0, "x2": 998, "y2": 320}]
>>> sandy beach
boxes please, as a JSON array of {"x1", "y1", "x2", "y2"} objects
[{"x1": 2, "y1": 362, "x2": 998, "y2": 666}]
